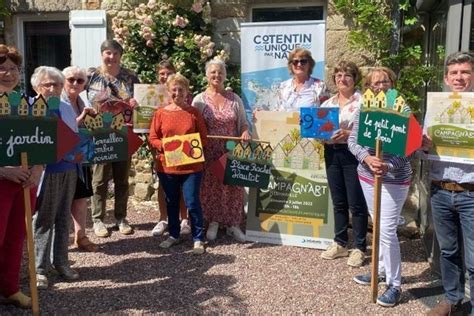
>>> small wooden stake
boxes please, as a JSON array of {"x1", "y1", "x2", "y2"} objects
[
  {"x1": 370, "y1": 139, "x2": 383, "y2": 303},
  {"x1": 21, "y1": 152, "x2": 40, "y2": 316}
]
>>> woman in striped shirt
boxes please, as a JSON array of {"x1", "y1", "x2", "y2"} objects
[{"x1": 348, "y1": 67, "x2": 412, "y2": 308}]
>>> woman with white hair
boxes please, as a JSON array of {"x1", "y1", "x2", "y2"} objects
[
  {"x1": 32, "y1": 66, "x2": 81, "y2": 289},
  {"x1": 62, "y1": 66, "x2": 97, "y2": 252},
  {"x1": 192, "y1": 59, "x2": 251, "y2": 242}
]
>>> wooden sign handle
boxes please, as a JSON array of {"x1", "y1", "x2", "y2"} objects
[
  {"x1": 21, "y1": 152, "x2": 40, "y2": 316},
  {"x1": 207, "y1": 135, "x2": 271, "y2": 144},
  {"x1": 370, "y1": 139, "x2": 383, "y2": 303}
]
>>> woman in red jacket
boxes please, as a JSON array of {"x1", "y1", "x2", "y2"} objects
[{"x1": 0, "y1": 44, "x2": 43, "y2": 309}]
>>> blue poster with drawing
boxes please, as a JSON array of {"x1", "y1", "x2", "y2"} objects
[{"x1": 300, "y1": 107, "x2": 339, "y2": 140}]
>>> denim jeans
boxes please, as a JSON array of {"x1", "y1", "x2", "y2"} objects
[
  {"x1": 157, "y1": 172, "x2": 204, "y2": 241},
  {"x1": 431, "y1": 184, "x2": 474, "y2": 308},
  {"x1": 324, "y1": 145, "x2": 368, "y2": 251}
]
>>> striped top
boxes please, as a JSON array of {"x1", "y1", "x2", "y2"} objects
[{"x1": 347, "y1": 107, "x2": 412, "y2": 185}]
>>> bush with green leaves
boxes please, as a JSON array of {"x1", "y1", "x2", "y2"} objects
[
  {"x1": 333, "y1": 0, "x2": 445, "y2": 115},
  {"x1": 111, "y1": 0, "x2": 239, "y2": 95}
]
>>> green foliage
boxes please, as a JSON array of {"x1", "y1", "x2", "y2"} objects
[
  {"x1": 333, "y1": 0, "x2": 442, "y2": 114},
  {"x1": 112, "y1": 0, "x2": 240, "y2": 95},
  {"x1": 0, "y1": 0, "x2": 9, "y2": 17}
]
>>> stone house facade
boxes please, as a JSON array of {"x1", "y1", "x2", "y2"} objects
[{"x1": 3, "y1": 0, "x2": 353, "y2": 92}]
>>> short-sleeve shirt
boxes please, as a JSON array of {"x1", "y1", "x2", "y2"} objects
[
  {"x1": 87, "y1": 66, "x2": 140, "y2": 105},
  {"x1": 277, "y1": 77, "x2": 329, "y2": 111}
]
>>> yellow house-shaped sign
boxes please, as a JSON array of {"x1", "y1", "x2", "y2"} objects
[
  {"x1": 375, "y1": 91, "x2": 386, "y2": 108},
  {"x1": 18, "y1": 96, "x2": 29, "y2": 116},
  {"x1": 0, "y1": 93, "x2": 11, "y2": 115},
  {"x1": 232, "y1": 142, "x2": 245, "y2": 158},
  {"x1": 363, "y1": 89, "x2": 375, "y2": 108},
  {"x1": 253, "y1": 144, "x2": 264, "y2": 160},
  {"x1": 394, "y1": 96, "x2": 405, "y2": 113},
  {"x1": 110, "y1": 112, "x2": 125, "y2": 130},
  {"x1": 32, "y1": 96, "x2": 48, "y2": 117},
  {"x1": 83, "y1": 114, "x2": 104, "y2": 130},
  {"x1": 243, "y1": 143, "x2": 252, "y2": 159},
  {"x1": 262, "y1": 145, "x2": 273, "y2": 161}
]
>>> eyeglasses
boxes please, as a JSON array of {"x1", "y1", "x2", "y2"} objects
[
  {"x1": 371, "y1": 80, "x2": 391, "y2": 87},
  {"x1": 66, "y1": 77, "x2": 86, "y2": 84},
  {"x1": 0, "y1": 66, "x2": 20, "y2": 75},
  {"x1": 290, "y1": 59, "x2": 309, "y2": 66},
  {"x1": 39, "y1": 82, "x2": 61, "y2": 89},
  {"x1": 335, "y1": 74, "x2": 354, "y2": 81}
]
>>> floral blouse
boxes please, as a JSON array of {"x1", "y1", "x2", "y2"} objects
[
  {"x1": 277, "y1": 76, "x2": 329, "y2": 111},
  {"x1": 320, "y1": 90, "x2": 362, "y2": 134}
]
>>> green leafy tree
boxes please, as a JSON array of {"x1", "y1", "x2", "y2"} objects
[
  {"x1": 0, "y1": 0, "x2": 8, "y2": 16},
  {"x1": 111, "y1": 0, "x2": 240, "y2": 95},
  {"x1": 332, "y1": 0, "x2": 444, "y2": 114}
]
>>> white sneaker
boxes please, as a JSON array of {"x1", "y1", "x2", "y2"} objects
[
  {"x1": 226, "y1": 226, "x2": 246, "y2": 243},
  {"x1": 206, "y1": 222, "x2": 219, "y2": 241},
  {"x1": 152, "y1": 221, "x2": 168, "y2": 236},
  {"x1": 180, "y1": 219, "x2": 191, "y2": 235},
  {"x1": 193, "y1": 241, "x2": 205, "y2": 254},
  {"x1": 36, "y1": 274, "x2": 48, "y2": 289}
]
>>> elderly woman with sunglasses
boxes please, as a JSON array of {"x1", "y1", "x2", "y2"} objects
[
  {"x1": 0, "y1": 44, "x2": 43, "y2": 309},
  {"x1": 32, "y1": 66, "x2": 84, "y2": 289},
  {"x1": 277, "y1": 48, "x2": 329, "y2": 111},
  {"x1": 61, "y1": 66, "x2": 98, "y2": 252}
]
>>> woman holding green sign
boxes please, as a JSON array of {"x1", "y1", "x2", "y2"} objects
[
  {"x1": 0, "y1": 44, "x2": 43, "y2": 309},
  {"x1": 320, "y1": 61, "x2": 368, "y2": 268},
  {"x1": 348, "y1": 67, "x2": 411, "y2": 307}
]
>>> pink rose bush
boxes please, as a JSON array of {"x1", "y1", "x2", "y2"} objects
[{"x1": 110, "y1": 0, "x2": 239, "y2": 95}]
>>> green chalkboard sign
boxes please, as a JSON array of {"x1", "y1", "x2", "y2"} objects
[
  {"x1": 0, "y1": 116, "x2": 57, "y2": 165},
  {"x1": 224, "y1": 157, "x2": 272, "y2": 188},
  {"x1": 91, "y1": 128, "x2": 129, "y2": 164},
  {"x1": 0, "y1": 93, "x2": 79, "y2": 166},
  {"x1": 357, "y1": 110, "x2": 409, "y2": 156},
  {"x1": 358, "y1": 89, "x2": 422, "y2": 156}
]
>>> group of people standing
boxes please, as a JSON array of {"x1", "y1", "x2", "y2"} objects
[
  {"x1": 0, "y1": 38, "x2": 472, "y2": 315},
  {"x1": 267, "y1": 47, "x2": 473, "y2": 313},
  {"x1": 0, "y1": 39, "x2": 251, "y2": 308}
]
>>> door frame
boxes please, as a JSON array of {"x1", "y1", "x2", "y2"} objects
[{"x1": 13, "y1": 13, "x2": 69, "y2": 88}]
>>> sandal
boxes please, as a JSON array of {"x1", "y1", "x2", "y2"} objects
[{"x1": 75, "y1": 236, "x2": 99, "y2": 252}]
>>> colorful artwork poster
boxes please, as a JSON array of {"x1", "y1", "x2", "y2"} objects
[
  {"x1": 240, "y1": 21, "x2": 326, "y2": 113},
  {"x1": 222, "y1": 140, "x2": 273, "y2": 189},
  {"x1": 246, "y1": 111, "x2": 334, "y2": 249},
  {"x1": 163, "y1": 132, "x2": 205, "y2": 167},
  {"x1": 98, "y1": 99, "x2": 133, "y2": 125},
  {"x1": 424, "y1": 92, "x2": 474, "y2": 164},
  {"x1": 357, "y1": 89, "x2": 422, "y2": 157},
  {"x1": 300, "y1": 107, "x2": 339, "y2": 140},
  {"x1": 133, "y1": 84, "x2": 169, "y2": 133},
  {"x1": 0, "y1": 93, "x2": 79, "y2": 166}
]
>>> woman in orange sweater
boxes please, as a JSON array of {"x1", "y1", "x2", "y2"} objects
[{"x1": 148, "y1": 74, "x2": 208, "y2": 254}]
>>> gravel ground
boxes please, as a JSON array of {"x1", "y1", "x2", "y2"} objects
[{"x1": 1, "y1": 197, "x2": 443, "y2": 315}]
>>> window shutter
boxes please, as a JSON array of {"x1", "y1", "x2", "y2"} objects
[{"x1": 69, "y1": 10, "x2": 107, "y2": 70}]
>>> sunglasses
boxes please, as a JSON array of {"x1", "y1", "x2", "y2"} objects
[
  {"x1": 66, "y1": 77, "x2": 86, "y2": 84},
  {"x1": 291, "y1": 59, "x2": 309, "y2": 66}
]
